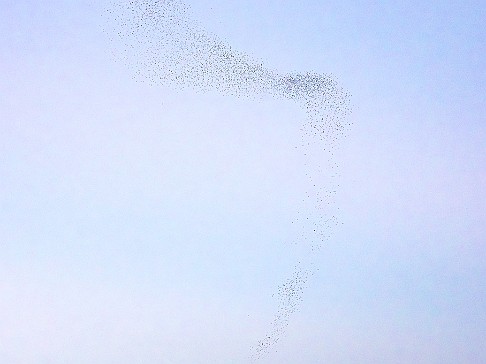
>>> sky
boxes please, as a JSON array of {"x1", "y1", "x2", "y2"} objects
[{"x1": 1, "y1": 0, "x2": 485, "y2": 363}]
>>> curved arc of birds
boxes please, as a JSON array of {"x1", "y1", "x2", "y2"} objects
[{"x1": 104, "y1": 0, "x2": 353, "y2": 360}]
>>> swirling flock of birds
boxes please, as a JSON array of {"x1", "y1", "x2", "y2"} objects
[{"x1": 104, "y1": 0, "x2": 353, "y2": 361}]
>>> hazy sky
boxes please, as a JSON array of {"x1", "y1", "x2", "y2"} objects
[{"x1": 1, "y1": 1, "x2": 485, "y2": 363}]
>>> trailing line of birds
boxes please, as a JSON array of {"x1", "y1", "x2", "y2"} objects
[{"x1": 105, "y1": 0, "x2": 353, "y2": 361}]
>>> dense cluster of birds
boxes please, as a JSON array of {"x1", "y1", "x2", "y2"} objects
[{"x1": 105, "y1": 0, "x2": 353, "y2": 361}]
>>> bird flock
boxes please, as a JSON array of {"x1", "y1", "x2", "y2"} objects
[{"x1": 104, "y1": 0, "x2": 353, "y2": 361}]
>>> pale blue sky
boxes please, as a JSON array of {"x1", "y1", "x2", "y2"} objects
[{"x1": 1, "y1": 1, "x2": 485, "y2": 363}]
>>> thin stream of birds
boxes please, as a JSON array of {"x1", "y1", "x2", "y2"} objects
[{"x1": 104, "y1": 0, "x2": 353, "y2": 360}]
